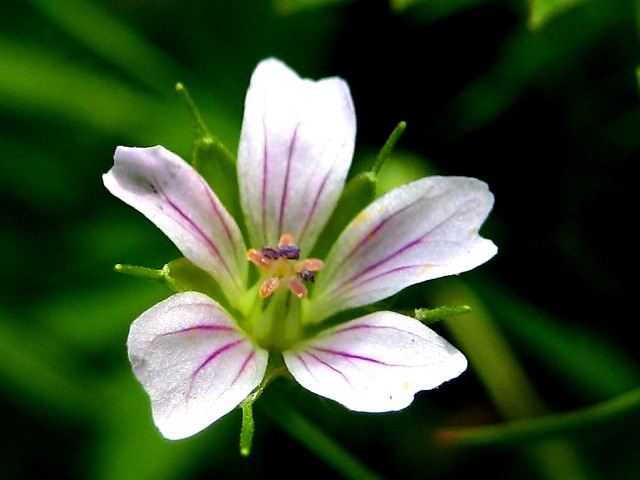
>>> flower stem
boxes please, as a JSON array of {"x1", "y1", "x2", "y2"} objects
[
  {"x1": 437, "y1": 386, "x2": 640, "y2": 446},
  {"x1": 260, "y1": 393, "x2": 383, "y2": 480},
  {"x1": 430, "y1": 277, "x2": 590, "y2": 480}
]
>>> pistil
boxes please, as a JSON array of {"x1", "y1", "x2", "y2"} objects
[{"x1": 246, "y1": 234, "x2": 322, "y2": 349}]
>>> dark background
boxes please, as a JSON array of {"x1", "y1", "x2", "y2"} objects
[{"x1": 1, "y1": 0, "x2": 639, "y2": 479}]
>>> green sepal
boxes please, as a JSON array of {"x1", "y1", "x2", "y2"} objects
[
  {"x1": 192, "y1": 137, "x2": 243, "y2": 227},
  {"x1": 414, "y1": 304, "x2": 471, "y2": 325},
  {"x1": 239, "y1": 401, "x2": 255, "y2": 457},
  {"x1": 164, "y1": 257, "x2": 227, "y2": 301},
  {"x1": 371, "y1": 121, "x2": 406, "y2": 174},
  {"x1": 114, "y1": 258, "x2": 227, "y2": 303},
  {"x1": 311, "y1": 170, "x2": 377, "y2": 259},
  {"x1": 114, "y1": 263, "x2": 180, "y2": 292},
  {"x1": 176, "y1": 82, "x2": 244, "y2": 228}
]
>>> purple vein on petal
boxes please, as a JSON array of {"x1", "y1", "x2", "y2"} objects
[
  {"x1": 202, "y1": 179, "x2": 241, "y2": 265},
  {"x1": 296, "y1": 350, "x2": 353, "y2": 387},
  {"x1": 327, "y1": 197, "x2": 423, "y2": 277},
  {"x1": 278, "y1": 124, "x2": 299, "y2": 235},
  {"x1": 326, "y1": 323, "x2": 415, "y2": 337},
  {"x1": 191, "y1": 339, "x2": 244, "y2": 380},
  {"x1": 297, "y1": 167, "x2": 330, "y2": 244},
  {"x1": 261, "y1": 95, "x2": 270, "y2": 238},
  {"x1": 321, "y1": 323, "x2": 436, "y2": 353},
  {"x1": 296, "y1": 138, "x2": 348, "y2": 245},
  {"x1": 152, "y1": 176, "x2": 235, "y2": 280},
  {"x1": 343, "y1": 237, "x2": 425, "y2": 286},
  {"x1": 159, "y1": 324, "x2": 236, "y2": 338},
  {"x1": 310, "y1": 347, "x2": 391, "y2": 366},
  {"x1": 230, "y1": 350, "x2": 257, "y2": 387},
  {"x1": 330, "y1": 197, "x2": 476, "y2": 291}
]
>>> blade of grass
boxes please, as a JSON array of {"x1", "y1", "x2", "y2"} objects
[
  {"x1": 27, "y1": 0, "x2": 189, "y2": 95},
  {"x1": 430, "y1": 278, "x2": 590, "y2": 480},
  {"x1": 0, "y1": 37, "x2": 176, "y2": 140},
  {"x1": 260, "y1": 393, "x2": 384, "y2": 480},
  {"x1": 438, "y1": 386, "x2": 640, "y2": 447}
]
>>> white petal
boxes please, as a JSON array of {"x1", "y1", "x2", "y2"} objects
[
  {"x1": 284, "y1": 311, "x2": 467, "y2": 412},
  {"x1": 127, "y1": 292, "x2": 268, "y2": 440},
  {"x1": 103, "y1": 146, "x2": 247, "y2": 302},
  {"x1": 311, "y1": 176, "x2": 497, "y2": 321},
  {"x1": 237, "y1": 58, "x2": 356, "y2": 253}
]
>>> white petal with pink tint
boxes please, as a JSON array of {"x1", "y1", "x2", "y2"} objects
[
  {"x1": 310, "y1": 176, "x2": 497, "y2": 321},
  {"x1": 103, "y1": 146, "x2": 247, "y2": 302},
  {"x1": 237, "y1": 58, "x2": 356, "y2": 253},
  {"x1": 283, "y1": 311, "x2": 467, "y2": 412},
  {"x1": 127, "y1": 292, "x2": 268, "y2": 440}
]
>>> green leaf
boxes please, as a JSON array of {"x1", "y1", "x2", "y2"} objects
[
  {"x1": 528, "y1": 0, "x2": 589, "y2": 29},
  {"x1": 473, "y1": 276, "x2": 640, "y2": 402},
  {"x1": 0, "y1": 38, "x2": 176, "y2": 141},
  {"x1": 0, "y1": 311, "x2": 95, "y2": 420},
  {"x1": 27, "y1": 0, "x2": 188, "y2": 95},
  {"x1": 90, "y1": 373, "x2": 227, "y2": 480},
  {"x1": 274, "y1": 0, "x2": 353, "y2": 14},
  {"x1": 391, "y1": 0, "x2": 487, "y2": 22}
]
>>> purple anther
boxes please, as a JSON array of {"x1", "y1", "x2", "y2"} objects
[
  {"x1": 298, "y1": 269, "x2": 316, "y2": 282},
  {"x1": 261, "y1": 247, "x2": 280, "y2": 259},
  {"x1": 279, "y1": 246, "x2": 301, "y2": 260}
]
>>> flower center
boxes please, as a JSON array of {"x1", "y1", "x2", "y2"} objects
[
  {"x1": 247, "y1": 234, "x2": 324, "y2": 299},
  {"x1": 245, "y1": 234, "x2": 324, "y2": 351}
]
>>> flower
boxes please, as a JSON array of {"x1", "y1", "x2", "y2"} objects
[{"x1": 103, "y1": 58, "x2": 497, "y2": 440}]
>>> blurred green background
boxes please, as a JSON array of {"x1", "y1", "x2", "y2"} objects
[{"x1": 1, "y1": 0, "x2": 639, "y2": 479}]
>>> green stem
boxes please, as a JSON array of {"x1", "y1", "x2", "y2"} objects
[
  {"x1": 261, "y1": 394, "x2": 383, "y2": 480},
  {"x1": 438, "y1": 386, "x2": 640, "y2": 447},
  {"x1": 430, "y1": 278, "x2": 590, "y2": 480}
]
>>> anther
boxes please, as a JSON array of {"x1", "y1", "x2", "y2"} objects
[
  {"x1": 288, "y1": 277, "x2": 308, "y2": 298},
  {"x1": 278, "y1": 234, "x2": 295, "y2": 247},
  {"x1": 298, "y1": 269, "x2": 316, "y2": 282},
  {"x1": 259, "y1": 277, "x2": 281, "y2": 298},
  {"x1": 247, "y1": 249, "x2": 271, "y2": 269},
  {"x1": 279, "y1": 245, "x2": 300, "y2": 260},
  {"x1": 261, "y1": 247, "x2": 280, "y2": 259}
]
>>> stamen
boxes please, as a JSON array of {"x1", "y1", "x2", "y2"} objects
[
  {"x1": 298, "y1": 269, "x2": 316, "y2": 282},
  {"x1": 261, "y1": 247, "x2": 280, "y2": 259},
  {"x1": 249, "y1": 234, "x2": 324, "y2": 299},
  {"x1": 278, "y1": 234, "x2": 294, "y2": 247},
  {"x1": 247, "y1": 249, "x2": 272, "y2": 270},
  {"x1": 296, "y1": 258, "x2": 324, "y2": 272},
  {"x1": 259, "y1": 277, "x2": 281, "y2": 298},
  {"x1": 279, "y1": 245, "x2": 300, "y2": 260},
  {"x1": 288, "y1": 277, "x2": 308, "y2": 298}
]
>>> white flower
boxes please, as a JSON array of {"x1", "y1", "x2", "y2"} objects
[{"x1": 103, "y1": 58, "x2": 497, "y2": 440}]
